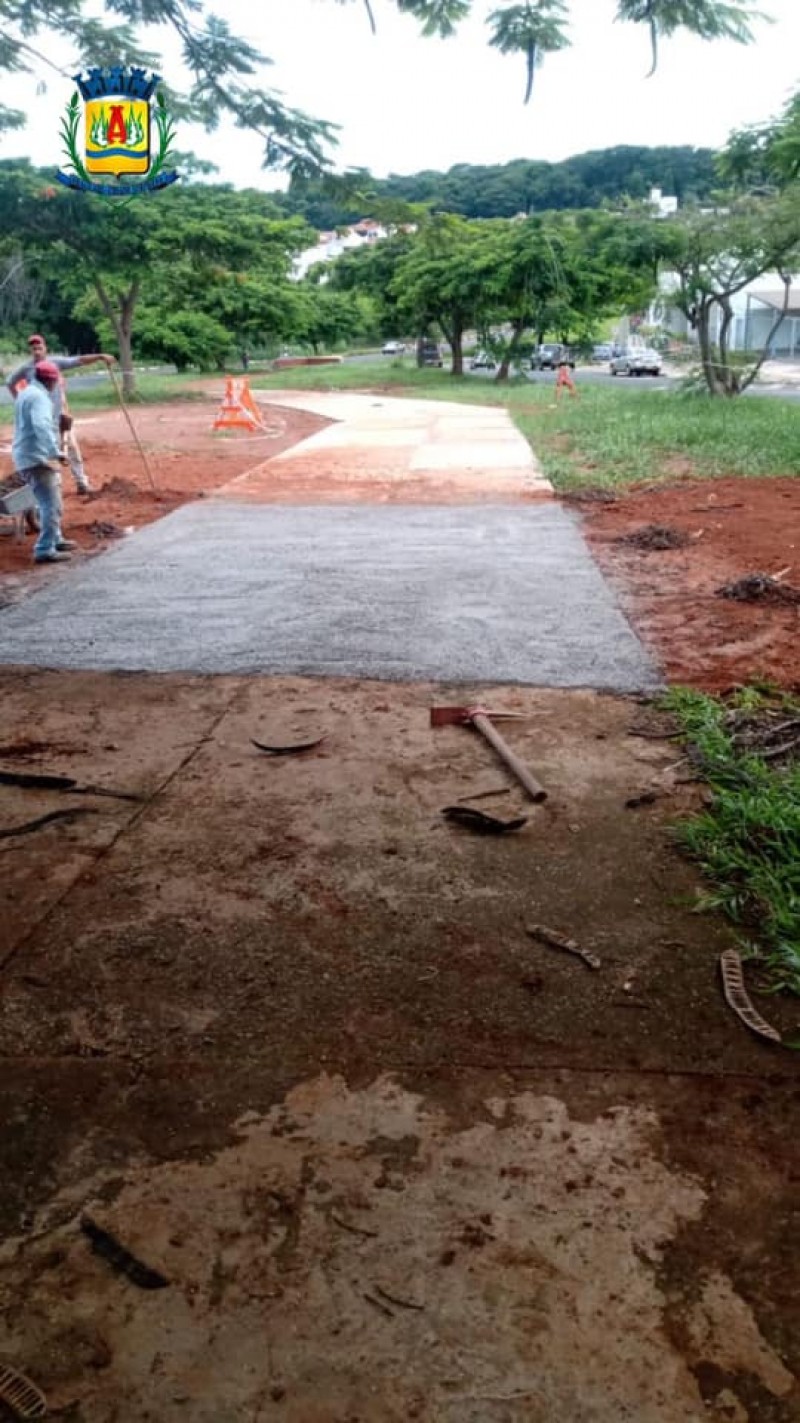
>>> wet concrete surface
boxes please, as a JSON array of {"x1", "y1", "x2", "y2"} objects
[{"x1": 0, "y1": 503, "x2": 660, "y2": 688}]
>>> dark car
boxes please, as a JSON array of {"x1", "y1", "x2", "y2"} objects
[
  {"x1": 417, "y1": 339, "x2": 444, "y2": 368},
  {"x1": 530, "y1": 343, "x2": 575, "y2": 371}
]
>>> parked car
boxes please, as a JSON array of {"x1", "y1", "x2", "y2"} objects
[
  {"x1": 609, "y1": 346, "x2": 662, "y2": 377},
  {"x1": 417, "y1": 338, "x2": 444, "y2": 368},
  {"x1": 469, "y1": 350, "x2": 497, "y2": 370},
  {"x1": 382, "y1": 340, "x2": 406, "y2": 355},
  {"x1": 530, "y1": 343, "x2": 575, "y2": 371},
  {"x1": 592, "y1": 343, "x2": 614, "y2": 362}
]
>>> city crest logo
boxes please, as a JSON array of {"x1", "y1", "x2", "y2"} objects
[{"x1": 56, "y1": 65, "x2": 179, "y2": 197}]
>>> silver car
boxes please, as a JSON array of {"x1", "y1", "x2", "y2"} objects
[
  {"x1": 609, "y1": 347, "x2": 662, "y2": 377},
  {"x1": 469, "y1": 350, "x2": 497, "y2": 370}
]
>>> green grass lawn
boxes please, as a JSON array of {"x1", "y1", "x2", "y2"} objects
[
  {"x1": 252, "y1": 359, "x2": 800, "y2": 492},
  {"x1": 3, "y1": 359, "x2": 797, "y2": 493}
]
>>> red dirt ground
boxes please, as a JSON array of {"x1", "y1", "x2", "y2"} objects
[
  {"x1": 578, "y1": 476, "x2": 800, "y2": 692},
  {"x1": 0, "y1": 398, "x2": 328, "y2": 577}
]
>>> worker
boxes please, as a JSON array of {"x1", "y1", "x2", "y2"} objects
[
  {"x1": 555, "y1": 354, "x2": 577, "y2": 400},
  {"x1": 6, "y1": 334, "x2": 115, "y2": 494},
  {"x1": 11, "y1": 360, "x2": 78, "y2": 565}
]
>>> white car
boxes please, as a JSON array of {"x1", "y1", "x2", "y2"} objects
[
  {"x1": 470, "y1": 351, "x2": 497, "y2": 370},
  {"x1": 609, "y1": 347, "x2": 662, "y2": 377},
  {"x1": 382, "y1": 340, "x2": 406, "y2": 355}
]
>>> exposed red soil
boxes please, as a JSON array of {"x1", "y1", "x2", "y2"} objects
[
  {"x1": 579, "y1": 476, "x2": 800, "y2": 692},
  {"x1": 0, "y1": 398, "x2": 328, "y2": 576}
]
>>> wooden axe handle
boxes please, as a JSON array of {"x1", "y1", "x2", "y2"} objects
[{"x1": 472, "y1": 714, "x2": 547, "y2": 803}]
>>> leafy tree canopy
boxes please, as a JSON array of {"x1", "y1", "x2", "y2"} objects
[
  {"x1": 271, "y1": 145, "x2": 719, "y2": 229},
  {"x1": 0, "y1": 0, "x2": 762, "y2": 174},
  {"x1": 720, "y1": 88, "x2": 800, "y2": 191}
]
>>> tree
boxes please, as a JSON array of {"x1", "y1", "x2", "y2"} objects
[
  {"x1": 0, "y1": 166, "x2": 313, "y2": 393},
  {"x1": 655, "y1": 87, "x2": 800, "y2": 397},
  {"x1": 132, "y1": 308, "x2": 232, "y2": 371},
  {"x1": 0, "y1": 1, "x2": 763, "y2": 172},
  {"x1": 656, "y1": 196, "x2": 800, "y2": 395},
  {"x1": 469, "y1": 210, "x2": 659, "y2": 380},
  {"x1": 391, "y1": 214, "x2": 494, "y2": 374},
  {"x1": 487, "y1": 1, "x2": 570, "y2": 103},
  {"x1": 720, "y1": 88, "x2": 800, "y2": 192},
  {"x1": 325, "y1": 231, "x2": 417, "y2": 339},
  {"x1": 272, "y1": 147, "x2": 720, "y2": 228},
  {"x1": 297, "y1": 287, "x2": 379, "y2": 353}
]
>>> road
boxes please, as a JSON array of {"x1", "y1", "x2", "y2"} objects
[
  {"x1": 350, "y1": 352, "x2": 800, "y2": 400},
  {"x1": 2, "y1": 359, "x2": 798, "y2": 402}
]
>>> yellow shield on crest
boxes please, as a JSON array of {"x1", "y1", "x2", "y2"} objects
[{"x1": 85, "y1": 96, "x2": 150, "y2": 176}]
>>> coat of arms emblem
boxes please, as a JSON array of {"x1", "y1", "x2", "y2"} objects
[{"x1": 57, "y1": 65, "x2": 179, "y2": 197}]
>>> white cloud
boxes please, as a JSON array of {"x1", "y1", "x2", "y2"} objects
[{"x1": 1, "y1": 0, "x2": 798, "y2": 187}]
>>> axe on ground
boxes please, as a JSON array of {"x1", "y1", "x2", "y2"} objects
[{"x1": 430, "y1": 705, "x2": 547, "y2": 803}]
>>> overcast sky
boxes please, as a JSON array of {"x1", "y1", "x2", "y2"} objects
[{"x1": 1, "y1": 0, "x2": 798, "y2": 189}]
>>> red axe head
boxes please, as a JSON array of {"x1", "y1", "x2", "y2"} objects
[{"x1": 430, "y1": 706, "x2": 526, "y2": 727}]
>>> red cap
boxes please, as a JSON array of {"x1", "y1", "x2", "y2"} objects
[
  {"x1": 34, "y1": 360, "x2": 60, "y2": 381},
  {"x1": 27, "y1": 334, "x2": 45, "y2": 346}
]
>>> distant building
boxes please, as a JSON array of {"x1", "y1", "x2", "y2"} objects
[
  {"x1": 649, "y1": 186, "x2": 678, "y2": 218},
  {"x1": 292, "y1": 218, "x2": 413, "y2": 281},
  {"x1": 650, "y1": 270, "x2": 800, "y2": 356}
]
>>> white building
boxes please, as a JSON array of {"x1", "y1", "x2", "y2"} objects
[
  {"x1": 292, "y1": 219, "x2": 390, "y2": 281},
  {"x1": 649, "y1": 186, "x2": 678, "y2": 219},
  {"x1": 650, "y1": 270, "x2": 800, "y2": 356}
]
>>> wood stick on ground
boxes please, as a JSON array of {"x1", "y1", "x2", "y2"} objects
[
  {"x1": 106, "y1": 363, "x2": 158, "y2": 493},
  {"x1": 526, "y1": 923, "x2": 602, "y2": 970}
]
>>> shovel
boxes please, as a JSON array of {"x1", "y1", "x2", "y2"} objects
[{"x1": 430, "y1": 705, "x2": 547, "y2": 803}]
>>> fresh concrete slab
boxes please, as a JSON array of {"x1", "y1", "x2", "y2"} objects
[
  {"x1": 410, "y1": 441, "x2": 534, "y2": 471},
  {"x1": 0, "y1": 502, "x2": 660, "y2": 687}
]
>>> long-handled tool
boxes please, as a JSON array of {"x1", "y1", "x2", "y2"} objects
[
  {"x1": 430, "y1": 705, "x2": 547, "y2": 803},
  {"x1": 106, "y1": 362, "x2": 159, "y2": 494}
]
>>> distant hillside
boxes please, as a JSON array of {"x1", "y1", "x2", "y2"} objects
[{"x1": 270, "y1": 145, "x2": 718, "y2": 229}]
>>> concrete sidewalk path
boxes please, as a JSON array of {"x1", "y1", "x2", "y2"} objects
[
  {"x1": 219, "y1": 391, "x2": 553, "y2": 503},
  {"x1": 0, "y1": 391, "x2": 660, "y2": 688}
]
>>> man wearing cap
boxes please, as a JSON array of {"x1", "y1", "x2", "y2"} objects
[
  {"x1": 12, "y1": 362, "x2": 79, "y2": 565},
  {"x1": 6, "y1": 334, "x2": 115, "y2": 494}
]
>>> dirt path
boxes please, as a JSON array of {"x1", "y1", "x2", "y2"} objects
[{"x1": 0, "y1": 671, "x2": 797, "y2": 1420}]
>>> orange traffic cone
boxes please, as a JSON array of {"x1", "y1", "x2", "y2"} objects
[{"x1": 213, "y1": 377, "x2": 266, "y2": 432}]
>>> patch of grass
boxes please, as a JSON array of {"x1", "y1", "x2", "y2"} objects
[
  {"x1": 526, "y1": 386, "x2": 800, "y2": 491},
  {"x1": 68, "y1": 372, "x2": 210, "y2": 410},
  {"x1": 662, "y1": 685, "x2": 800, "y2": 995},
  {"x1": 250, "y1": 358, "x2": 465, "y2": 396},
  {"x1": 254, "y1": 361, "x2": 800, "y2": 492},
  {"x1": 5, "y1": 357, "x2": 795, "y2": 492},
  {"x1": 0, "y1": 371, "x2": 210, "y2": 424}
]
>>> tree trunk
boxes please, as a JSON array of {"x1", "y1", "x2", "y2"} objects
[
  {"x1": 717, "y1": 295, "x2": 738, "y2": 396},
  {"x1": 494, "y1": 319, "x2": 525, "y2": 383},
  {"x1": 118, "y1": 319, "x2": 135, "y2": 399},
  {"x1": 448, "y1": 319, "x2": 464, "y2": 377},
  {"x1": 696, "y1": 302, "x2": 724, "y2": 396},
  {"x1": 93, "y1": 277, "x2": 139, "y2": 398}
]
